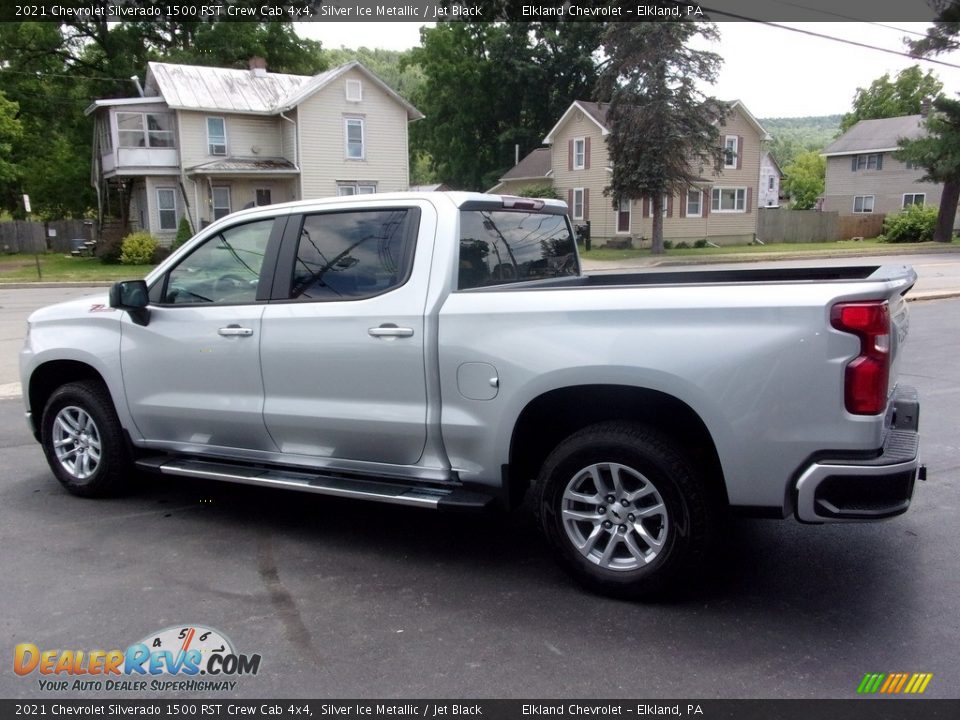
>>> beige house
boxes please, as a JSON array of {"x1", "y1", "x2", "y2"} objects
[
  {"x1": 822, "y1": 115, "x2": 956, "y2": 220},
  {"x1": 86, "y1": 59, "x2": 422, "y2": 243},
  {"x1": 492, "y1": 100, "x2": 770, "y2": 246}
]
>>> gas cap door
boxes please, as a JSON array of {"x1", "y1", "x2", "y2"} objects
[{"x1": 457, "y1": 362, "x2": 499, "y2": 401}]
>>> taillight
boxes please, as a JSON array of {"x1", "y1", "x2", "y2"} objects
[{"x1": 831, "y1": 301, "x2": 891, "y2": 415}]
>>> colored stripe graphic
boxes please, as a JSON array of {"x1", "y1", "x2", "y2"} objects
[{"x1": 857, "y1": 672, "x2": 933, "y2": 694}]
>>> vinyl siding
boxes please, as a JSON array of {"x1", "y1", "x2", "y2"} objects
[
  {"x1": 823, "y1": 154, "x2": 950, "y2": 216},
  {"x1": 143, "y1": 176, "x2": 184, "y2": 244},
  {"x1": 180, "y1": 176, "x2": 298, "y2": 228},
  {"x1": 298, "y1": 67, "x2": 410, "y2": 199},
  {"x1": 551, "y1": 104, "x2": 762, "y2": 245},
  {"x1": 177, "y1": 111, "x2": 283, "y2": 169}
]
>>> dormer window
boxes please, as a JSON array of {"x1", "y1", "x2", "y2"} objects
[
  {"x1": 207, "y1": 117, "x2": 227, "y2": 156},
  {"x1": 346, "y1": 80, "x2": 362, "y2": 102}
]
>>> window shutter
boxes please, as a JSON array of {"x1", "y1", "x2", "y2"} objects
[
  {"x1": 852, "y1": 156, "x2": 858, "y2": 171},
  {"x1": 737, "y1": 136, "x2": 744, "y2": 169},
  {"x1": 680, "y1": 192, "x2": 687, "y2": 218},
  {"x1": 666, "y1": 194, "x2": 674, "y2": 218},
  {"x1": 876, "y1": 154, "x2": 883, "y2": 170},
  {"x1": 567, "y1": 189, "x2": 573, "y2": 218},
  {"x1": 642, "y1": 196, "x2": 650, "y2": 218},
  {"x1": 583, "y1": 188, "x2": 590, "y2": 220},
  {"x1": 568, "y1": 140, "x2": 574, "y2": 172},
  {"x1": 584, "y1": 137, "x2": 591, "y2": 169},
  {"x1": 746, "y1": 187, "x2": 753, "y2": 213}
]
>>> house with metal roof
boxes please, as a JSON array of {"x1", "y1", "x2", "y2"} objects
[
  {"x1": 86, "y1": 58, "x2": 423, "y2": 242},
  {"x1": 821, "y1": 114, "x2": 947, "y2": 218},
  {"x1": 490, "y1": 99, "x2": 770, "y2": 246}
]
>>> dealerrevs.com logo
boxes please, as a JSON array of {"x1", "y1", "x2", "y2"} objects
[{"x1": 14, "y1": 625, "x2": 261, "y2": 692}]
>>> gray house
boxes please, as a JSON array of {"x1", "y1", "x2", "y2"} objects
[
  {"x1": 822, "y1": 115, "x2": 951, "y2": 218},
  {"x1": 86, "y1": 58, "x2": 423, "y2": 243}
]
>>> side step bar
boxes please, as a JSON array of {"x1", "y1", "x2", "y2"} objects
[{"x1": 135, "y1": 457, "x2": 494, "y2": 512}]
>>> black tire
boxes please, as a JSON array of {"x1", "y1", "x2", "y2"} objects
[
  {"x1": 534, "y1": 421, "x2": 716, "y2": 599},
  {"x1": 40, "y1": 381, "x2": 132, "y2": 497}
]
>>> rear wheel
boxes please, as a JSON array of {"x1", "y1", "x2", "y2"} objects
[
  {"x1": 535, "y1": 422, "x2": 715, "y2": 599},
  {"x1": 40, "y1": 381, "x2": 132, "y2": 497}
]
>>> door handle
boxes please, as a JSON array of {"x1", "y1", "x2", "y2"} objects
[
  {"x1": 218, "y1": 325, "x2": 254, "y2": 337},
  {"x1": 368, "y1": 324, "x2": 414, "y2": 338}
]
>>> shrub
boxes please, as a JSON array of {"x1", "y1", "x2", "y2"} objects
[
  {"x1": 674, "y1": 241, "x2": 690, "y2": 249},
  {"x1": 694, "y1": 238, "x2": 709, "y2": 248},
  {"x1": 96, "y1": 233, "x2": 124, "y2": 265},
  {"x1": 516, "y1": 183, "x2": 560, "y2": 200},
  {"x1": 173, "y1": 216, "x2": 193, "y2": 250},
  {"x1": 882, "y1": 204, "x2": 937, "y2": 243},
  {"x1": 120, "y1": 231, "x2": 158, "y2": 265},
  {"x1": 662, "y1": 240, "x2": 674, "y2": 250}
]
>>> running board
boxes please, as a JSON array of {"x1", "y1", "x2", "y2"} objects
[{"x1": 135, "y1": 457, "x2": 494, "y2": 511}]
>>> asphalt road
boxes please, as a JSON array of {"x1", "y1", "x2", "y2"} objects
[{"x1": 0, "y1": 295, "x2": 957, "y2": 700}]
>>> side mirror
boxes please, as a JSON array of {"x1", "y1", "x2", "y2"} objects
[{"x1": 109, "y1": 280, "x2": 150, "y2": 326}]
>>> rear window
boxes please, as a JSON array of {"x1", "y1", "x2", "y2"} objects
[{"x1": 458, "y1": 210, "x2": 579, "y2": 290}]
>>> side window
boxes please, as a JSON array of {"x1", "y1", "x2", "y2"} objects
[
  {"x1": 162, "y1": 219, "x2": 273, "y2": 305},
  {"x1": 290, "y1": 209, "x2": 417, "y2": 301}
]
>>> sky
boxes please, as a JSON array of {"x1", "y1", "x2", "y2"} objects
[{"x1": 295, "y1": 21, "x2": 960, "y2": 119}]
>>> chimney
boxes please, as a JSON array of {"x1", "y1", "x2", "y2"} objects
[
  {"x1": 920, "y1": 98, "x2": 932, "y2": 118},
  {"x1": 249, "y1": 56, "x2": 268, "y2": 78}
]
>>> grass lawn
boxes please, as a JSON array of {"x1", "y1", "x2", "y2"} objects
[
  {"x1": 0, "y1": 253, "x2": 154, "y2": 283},
  {"x1": 581, "y1": 238, "x2": 960, "y2": 262}
]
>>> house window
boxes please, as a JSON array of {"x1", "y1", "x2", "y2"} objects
[
  {"x1": 902, "y1": 193, "x2": 925, "y2": 208},
  {"x1": 345, "y1": 118, "x2": 364, "y2": 160},
  {"x1": 724, "y1": 135, "x2": 738, "y2": 168},
  {"x1": 686, "y1": 189, "x2": 702, "y2": 217},
  {"x1": 255, "y1": 188, "x2": 272, "y2": 206},
  {"x1": 617, "y1": 198, "x2": 631, "y2": 233},
  {"x1": 212, "y1": 186, "x2": 231, "y2": 220},
  {"x1": 853, "y1": 195, "x2": 875, "y2": 213},
  {"x1": 711, "y1": 187, "x2": 746, "y2": 212},
  {"x1": 854, "y1": 153, "x2": 882, "y2": 170},
  {"x1": 572, "y1": 188, "x2": 585, "y2": 220},
  {"x1": 573, "y1": 138, "x2": 586, "y2": 169},
  {"x1": 207, "y1": 117, "x2": 227, "y2": 155},
  {"x1": 768, "y1": 176, "x2": 775, "y2": 190},
  {"x1": 337, "y1": 183, "x2": 376, "y2": 196},
  {"x1": 346, "y1": 80, "x2": 362, "y2": 102},
  {"x1": 157, "y1": 188, "x2": 177, "y2": 231},
  {"x1": 117, "y1": 112, "x2": 175, "y2": 148}
]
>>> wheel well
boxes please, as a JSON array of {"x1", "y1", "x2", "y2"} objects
[
  {"x1": 508, "y1": 385, "x2": 727, "y2": 509},
  {"x1": 27, "y1": 361, "x2": 107, "y2": 437}
]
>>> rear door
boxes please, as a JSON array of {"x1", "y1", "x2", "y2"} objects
[{"x1": 259, "y1": 201, "x2": 434, "y2": 466}]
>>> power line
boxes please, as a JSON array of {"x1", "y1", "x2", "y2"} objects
[
  {"x1": 767, "y1": 1, "x2": 932, "y2": 37},
  {"x1": 691, "y1": 5, "x2": 960, "y2": 71}
]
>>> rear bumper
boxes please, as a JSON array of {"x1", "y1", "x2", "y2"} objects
[{"x1": 794, "y1": 386, "x2": 923, "y2": 523}]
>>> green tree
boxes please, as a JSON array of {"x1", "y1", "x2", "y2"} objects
[
  {"x1": 840, "y1": 66, "x2": 943, "y2": 132},
  {"x1": 781, "y1": 150, "x2": 825, "y2": 210},
  {"x1": 408, "y1": 21, "x2": 603, "y2": 189},
  {"x1": 895, "y1": 97, "x2": 960, "y2": 243},
  {"x1": 0, "y1": 91, "x2": 22, "y2": 187},
  {"x1": 907, "y1": 1, "x2": 960, "y2": 57},
  {"x1": 597, "y1": 21, "x2": 728, "y2": 254}
]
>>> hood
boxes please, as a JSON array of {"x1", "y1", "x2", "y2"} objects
[{"x1": 28, "y1": 294, "x2": 113, "y2": 324}]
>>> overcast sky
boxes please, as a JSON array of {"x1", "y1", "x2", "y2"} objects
[{"x1": 295, "y1": 21, "x2": 960, "y2": 119}]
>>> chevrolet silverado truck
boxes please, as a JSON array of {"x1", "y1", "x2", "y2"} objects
[{"x1": 20, "y1": 192, "x2": 924, "y2": 597}]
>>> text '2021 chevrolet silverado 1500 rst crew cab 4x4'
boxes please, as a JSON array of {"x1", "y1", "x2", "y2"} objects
[{"x1": 21, "y1": 192, "x2": 924, "y2": 597}]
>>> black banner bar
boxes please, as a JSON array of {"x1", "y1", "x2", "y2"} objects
[
  {"x1": 0, "y1": 0, "x2": 948, "y2": 24},
  {"x1": 2, "y1": 700, "x2": 959, "y2": 720}
]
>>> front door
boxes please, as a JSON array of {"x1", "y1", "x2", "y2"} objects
[
  {"x1": 260, "y1": 205, "x2": 429, "y2": 466},
  {"x1": 120, "y1": 218, "x2": 279, "y2": 452}
]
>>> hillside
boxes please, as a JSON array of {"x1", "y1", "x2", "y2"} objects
[{"x1": 760, "y1": 115, "x2": 843, "y2": 167}]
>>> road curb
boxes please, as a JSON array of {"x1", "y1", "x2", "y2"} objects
[{"x1": 0, "y1": 282, "x2": 113, "y2": 289}]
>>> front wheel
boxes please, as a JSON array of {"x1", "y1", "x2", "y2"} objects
[
  {"x1": 535, "y1": 422, "x2": 716, "y2": 599},
  {"x1": 40, "y1": 381, "x2": 132, "y2": 497}
]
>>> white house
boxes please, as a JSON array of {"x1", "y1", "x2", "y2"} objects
[{"x1": 86, "y1": 58, "x2": 423, "y2": 243}]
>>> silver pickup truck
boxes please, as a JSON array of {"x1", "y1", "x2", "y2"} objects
[{"x1": 20, "y1": 192, "x2": 923, "y2": 597}]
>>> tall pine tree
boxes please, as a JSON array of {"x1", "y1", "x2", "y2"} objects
[
  {"x1": 597, "y1": 21, "x2": 728, "y2": 254},
  {"x1": 896, "y1": 97, "x2": 960, "y2": 243}
]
